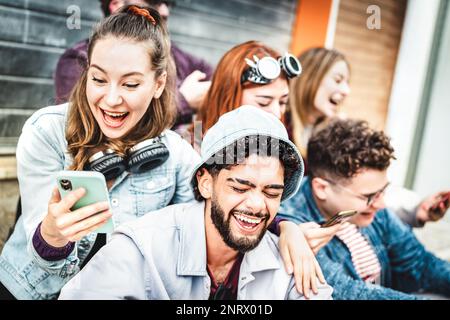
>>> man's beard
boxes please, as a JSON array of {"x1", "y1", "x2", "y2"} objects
[{"x1": 210, "y1": 196, "x2": 270, "y2": 253}]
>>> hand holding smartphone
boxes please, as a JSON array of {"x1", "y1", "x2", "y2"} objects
[
  {"x1": 56, "y1": 171, "x2": 114, "y2": 233},
  {"x1": 321, "y1": 210, "x2": 358, "y2": 228},
  {"x1": 428, "y1": 192, "x2": 450, "y2": 221},
  {"x1": 430, "y1": 192, "x2": 450, "y2": 211}
]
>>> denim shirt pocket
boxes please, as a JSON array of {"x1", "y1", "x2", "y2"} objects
[{"x1": 130, "y1": 169, "x2": 176, "y2": 216}]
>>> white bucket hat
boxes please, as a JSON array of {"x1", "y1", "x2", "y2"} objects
[{"x1": 191, "y1": 105, "x2": 304, "y2": 201}]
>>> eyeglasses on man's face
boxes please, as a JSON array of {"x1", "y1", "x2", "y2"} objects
[{"x1": 324, "y1": 178, "x2": 390, "y2": 207}]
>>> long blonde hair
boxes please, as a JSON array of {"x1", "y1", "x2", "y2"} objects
[
  {"x1": 289, "y1": 47, "x2": 348, "y2": 157},
  {"x1": 66, "y1": 5, "x2": 176, "y2": 170}
]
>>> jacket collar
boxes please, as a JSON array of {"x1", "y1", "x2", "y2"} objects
[
  {"x1": 240, "y1": 233, "x2": 281, "y2": 275},
  {"x1": 176, "y1": 201, "x2": 282, "y2": 277}
]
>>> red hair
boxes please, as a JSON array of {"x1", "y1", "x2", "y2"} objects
[{"x1": 199, "y1": 41, "x2": 284, "y2": 133}]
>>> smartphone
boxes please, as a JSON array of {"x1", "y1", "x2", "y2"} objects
[
  {"x1": 56, "y1": 170, "x2": 114, "y2": 233},
  {"x1": 321, "y1": 210, "x2": 358, "y2": 228},
  {"x1": 430, "y1": 192, "x2": 450, "y2": 212}
]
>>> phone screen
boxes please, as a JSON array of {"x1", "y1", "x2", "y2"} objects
[{"x1": 57, "y1": 171, "x2": 114, "y2": 233}]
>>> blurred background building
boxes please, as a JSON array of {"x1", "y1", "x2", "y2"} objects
[{"x1": 0, "y1": 0, "x2": 449, "y2": 256}]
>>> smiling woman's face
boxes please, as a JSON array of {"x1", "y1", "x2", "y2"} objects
[
  {"x1": 313, "y1": 60, "x2": 351, "y2": 118},
  {"x1": 86, "y1": 36, "x2": 166, "y2": 139}
]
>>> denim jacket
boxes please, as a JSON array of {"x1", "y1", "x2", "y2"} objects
[
  {"x1": 59, "y1": 201, "x2": 333, "y2": 300},
  {"x1": 0, "y1": 103, "x2": 201, "y2": 300},
  {"x1": 279, "y1": 178, "x2": 450, "y2": 300}
]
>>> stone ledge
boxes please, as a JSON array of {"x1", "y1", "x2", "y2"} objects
[{"x1": 0, "y1": 156, "x2": 17, "y2": 180}]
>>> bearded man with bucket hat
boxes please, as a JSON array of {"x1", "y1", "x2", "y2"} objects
[{"x1": 59, "y1": 105, "x2": 333, "y2": 300}]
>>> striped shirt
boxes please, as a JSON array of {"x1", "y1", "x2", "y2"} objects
[{"x1": 336, "y1": 223, "x2": 381, "y2": 284}]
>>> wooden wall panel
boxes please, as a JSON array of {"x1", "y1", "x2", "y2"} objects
[{"x1": 333, "y1": 0, "x2": 407, "y2": 129}]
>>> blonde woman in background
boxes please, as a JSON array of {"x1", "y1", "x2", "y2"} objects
[{"x1": 288, "y1": 48, "x2": 350, "y2": 157}]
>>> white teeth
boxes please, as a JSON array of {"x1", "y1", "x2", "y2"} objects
[
  {"x1": 103, "y1": 110, "x2": 128, "y2": 118},
  {"x1": 234, "y1": 214, "x2": 262, "y2": 225}
]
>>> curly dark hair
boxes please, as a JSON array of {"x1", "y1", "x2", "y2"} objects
[
  {"x1": 307, "y1": 119, "x2": 395, "y2": 181},
  {"x1": 192, "y1": 135, "x2": 301, "y2": 201}
]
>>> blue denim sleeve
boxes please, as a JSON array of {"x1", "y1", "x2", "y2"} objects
[
  {"x1": 278, "y1": 199, "x2": 311, "y2": 225},
  {"x1": 170, "y1": 134, "x2": 201, "y2": 204},
  {"x1": 315, "y1": 250, "x2": 420, "y2": 300},
  {"x1": 17, "y1": 109, "x2": 80, "y2": 276},
  {"x1": 382, "y1": 210, "x2": 450, "y2": 296}
]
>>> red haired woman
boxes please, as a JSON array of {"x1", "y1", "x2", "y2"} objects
[{"x1": 200, "y1": 40, "x2": 298, "y2": 132}]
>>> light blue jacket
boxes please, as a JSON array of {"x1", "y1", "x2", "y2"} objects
[
  {"x1": 59, "y1": 201, "x2": 333, "y2": 300},
  {"x1": 0, "y1": 103, "x2": 201, "y2": 300},
  {"x1": 279, "y1": 178, "x2": 450, "y2": 300}
]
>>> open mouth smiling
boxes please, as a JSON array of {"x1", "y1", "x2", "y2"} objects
[
  {"x1": 100, "y1": 108, "x2": 130, "y2": 128},
  {"x1": 231, "y1": 211, "x2": 267, "y2": 232},
  {"x1": 329, "y1": 96, "x2": 341, "y2": 106}
]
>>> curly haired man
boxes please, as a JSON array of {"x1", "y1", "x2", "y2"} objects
[{"x1": 279, "y1": 119, "x2": 450, "y2": 299}]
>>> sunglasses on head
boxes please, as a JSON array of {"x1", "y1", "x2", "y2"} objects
[{"x1": 241, "y1": 53, "x2": 302, "y2": 84}]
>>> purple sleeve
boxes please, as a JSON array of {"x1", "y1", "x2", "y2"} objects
[
  {"x1": 176, "y1": 91, "x2": 193, "y2": 118},
  {"x1": 194, "y1": 57, "x2": 213, "y2": 80},
  {"x1": 268, "y1": 216, "x2": 288, "y2": 236},
  {"x1": 32, "y1": 222, "x2": 75, "y2": 261},
  {"x1": 175, "y1": 56, "x2": 212, "y2": 118},
  {"x1": 171, "y1": 43, "x2": 214, "y2": 126},
  {"x1": 54, "y1": 39, "x2": 88, "y2": 104}
]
